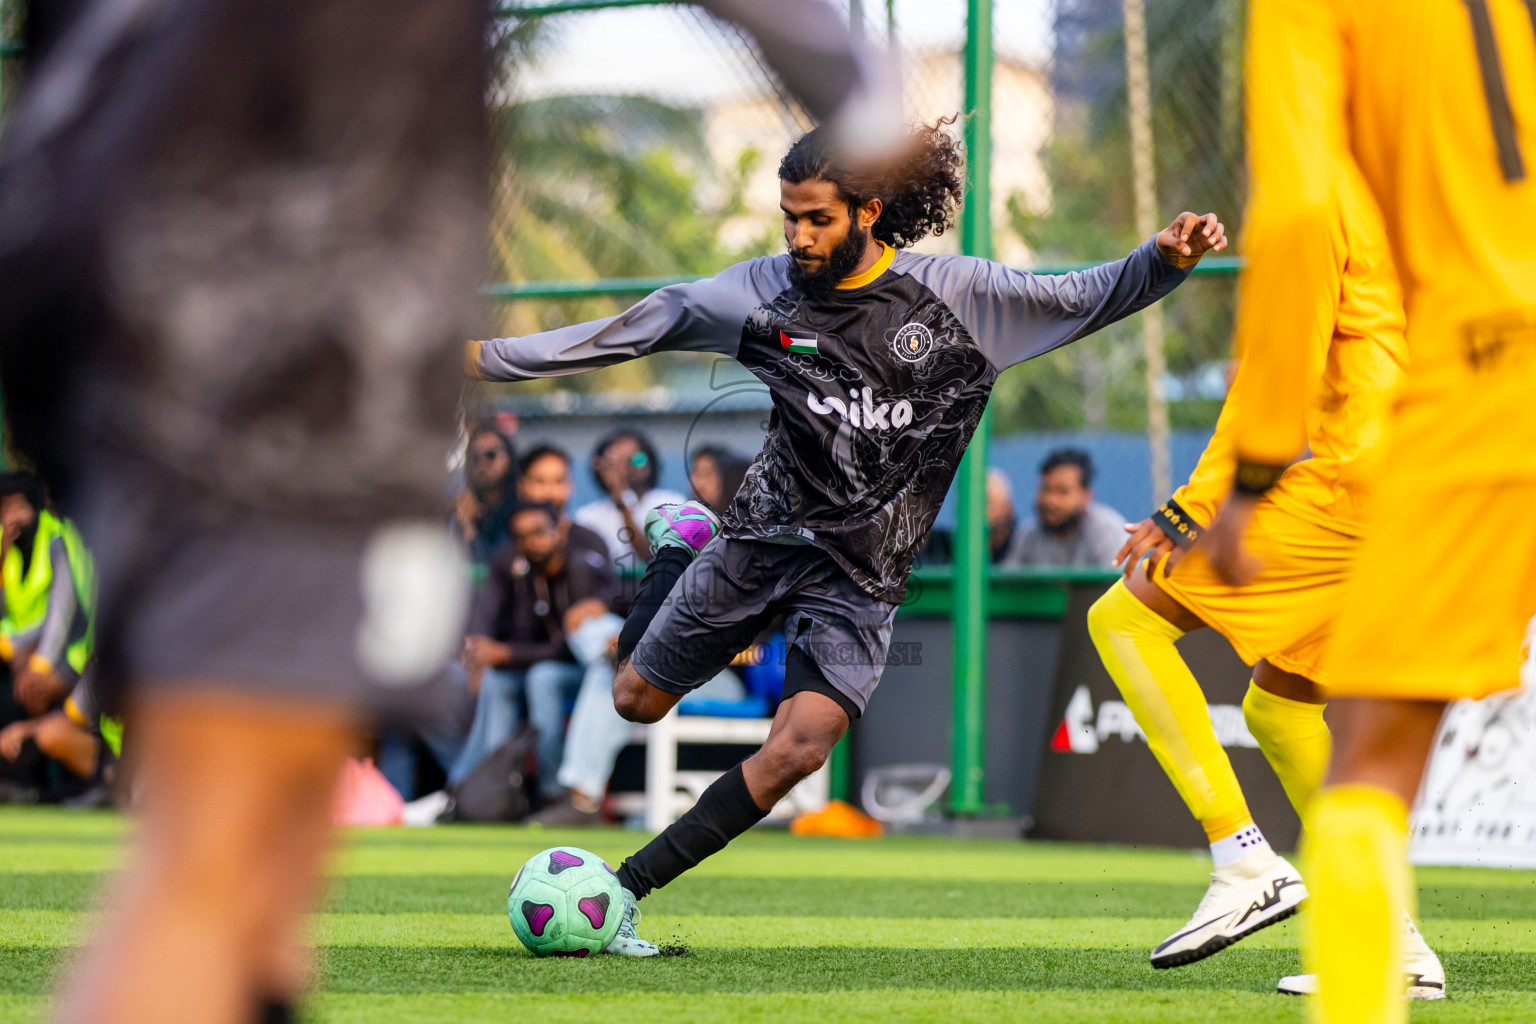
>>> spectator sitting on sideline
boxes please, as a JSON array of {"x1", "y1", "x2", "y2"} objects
[
  {"x1": 0, "y1": 472, "x2": 94, "y2": 718},
  {"x1": 518, "y1": 443, "x2": 605, "y2": 547},
  {"x1": 1, "y1": 673, "x2": 121, "y2": 804},
  {"x1": 462, "y1": 502, "x2": 629, "y2": 822},
  {"x1": 574, "y1": 428, "x2": 684, "y2": 569},
  {"x1": 1008, "y1": 448, "x2": 1126, "y2": 568},
  {"x1": 689, "y1": 446, "x2": 751, "y2": 514},
  {"x1": 451, "y1": 422, "x2": 519, "y2": 566}
]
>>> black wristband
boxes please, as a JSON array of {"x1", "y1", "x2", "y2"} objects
[
  {"x1": 1232, "y1": 460, "x2": 1287, "y2": 497},
  {"x1": 1151, "y1": 498, "x2": 1203, "y2": 550}
]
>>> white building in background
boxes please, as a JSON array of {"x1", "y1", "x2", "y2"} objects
[{"x1": 706, "y1": 49, "x2": 1055, "y2": 267}]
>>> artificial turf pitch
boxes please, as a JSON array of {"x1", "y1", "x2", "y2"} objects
[{"x1": 5, "y1": 808, "x2": 1536, "y2": 1022}]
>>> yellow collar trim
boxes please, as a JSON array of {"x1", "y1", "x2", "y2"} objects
[{"x1": 836, "y1": 241, "x2": 895, "y2": 290}]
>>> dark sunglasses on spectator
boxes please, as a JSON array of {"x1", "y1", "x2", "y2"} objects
[{"x1": 469, "y1": 448, "x2": 505, "y2": 463}]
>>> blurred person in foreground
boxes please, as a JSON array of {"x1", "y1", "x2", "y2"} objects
[
  {"x1": 1089, "y1": 162, "x2": 1445, "y2": 991},
  {"x1": 471, "y1": 114, "x2": 1226, "y2": 953},
  {"x1": 450, "y1": 423, "x2": 519, "y2": 567},
  {"x1": 1196, "y1": 3, "x2": 1536, "y2": 1021},
  {"x1": 1008, "y1": 448, "x2": 1124, "y2": 568},
  {"x1": 0, "y1": 0, "x2": 902, "y2": 1019},
  {"x1": 575, "y1": 428, "x2": 685, "y2": 568}
]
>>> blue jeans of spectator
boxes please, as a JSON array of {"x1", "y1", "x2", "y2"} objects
[
  {"x1": 419, "y1": 664, "x2": 524, "y2": 788},
  {"x1": 525, "y1": 659, "x2": 585, "y2": 799}
]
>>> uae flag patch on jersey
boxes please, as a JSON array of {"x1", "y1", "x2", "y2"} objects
[{"x1": 780, "y1": 331, "x2": 819, "y2": 355}]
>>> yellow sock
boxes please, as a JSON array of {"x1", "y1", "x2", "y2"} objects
[
  {"x1": 1302, "y1": 784, "x2": 1411, "y2": 1024},
  {"x1": 1243, "y1": 681, "x2": 1332, "y2": 816},
  {"x1": 1086, "y1": 580, "x2": 1255, "y2": 846}
]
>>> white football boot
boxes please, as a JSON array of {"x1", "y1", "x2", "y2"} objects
[
  {"x1": 1150, "y1": 849, "x2": 1308, "y2": 969},
  {"x1": 1277, "y1": 913, "x2": 1446, "y2": 998},
  {"x1": 602, "y1": 887, "x2": 660, "y2": 957}
]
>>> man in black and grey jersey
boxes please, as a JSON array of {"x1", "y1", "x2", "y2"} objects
[
  {"x1": 471, "y1": 120, "x2": 1228, "y2": 954},
  {"x1": 0, "y1": 0, "x2": 903, "y2": 1016}
]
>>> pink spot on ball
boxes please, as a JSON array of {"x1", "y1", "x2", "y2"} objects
[
  {"x1": 550, "y1": 948, "x2": 590, "y2": 958},
  {"x1": 578, "y1": 893, "x2": 610, "y2": 930},
  {"x1": 548, "y1": 850, "x2": 584, "y2": 875},
  {"x1": 521, "y1": 901, "x2": 555, "y2": 937}
]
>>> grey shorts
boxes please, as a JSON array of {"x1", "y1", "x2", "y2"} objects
[
  {"x1": 82, "y1": 469, "x2": 466, "y2": 719},
  {"x1": 629, "y1": 537, "x2": 899, "y2": 716}
]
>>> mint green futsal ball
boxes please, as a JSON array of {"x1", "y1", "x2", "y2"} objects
[{"x1": 507, "y1": 847, "x2": 624, "y2": 957}]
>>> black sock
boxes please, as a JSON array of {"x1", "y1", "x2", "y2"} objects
[
  {"x1": 256, "y1": 998, "x2": 295, "y2": 1024},
  {"x1": 615, "y1": 762, "x2": 768, "y2": 899},
  {"x1": 616, "y1": 545, "x2": 692, "y2": 665}
]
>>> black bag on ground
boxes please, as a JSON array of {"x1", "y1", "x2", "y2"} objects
[{"x1": 442, "y1": 724, "x2": 538, "y2": 822}]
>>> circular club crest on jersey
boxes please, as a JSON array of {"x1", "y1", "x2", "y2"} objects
[{"x1": 892, "y1": 322, "x2": 934, "y2": 363}]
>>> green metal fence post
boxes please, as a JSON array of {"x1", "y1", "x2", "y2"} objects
[{"x1": 950, "y1": 0, "x2": 992, "y2": 818}]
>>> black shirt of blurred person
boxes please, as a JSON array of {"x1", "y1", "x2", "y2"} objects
[
  {"x1": 452, "y1": 424, "x2": 519, "y2": 566},
  {"x1": 915, "y1": 468, "x2": 1019, "y2": 567},
  {"x1": 1009, "y1": 448, "x2": 1125, "y2": 568},
  {"x1": 689, "y1": 446, "x2": 751, "y2": 514},
  {"x1": 461, "y1": 503, "x2": 618, "y2": 676}
]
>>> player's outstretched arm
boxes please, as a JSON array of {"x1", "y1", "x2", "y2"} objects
[
  {"x1": 920, "y1": 212, "x2": 1223, "y2": 373},
  {"x1": 470, "y1": 257, "x2": 786, "y2": 382}
]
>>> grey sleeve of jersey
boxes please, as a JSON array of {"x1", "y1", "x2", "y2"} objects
[
  {"x1": 906, "y1": 238, "x2": 1192, "y2": 371},
  {"x1": 35, "y1": 538, "x2": 77, "y2": 667},
  {"x1": 476, "y1": 257, "x2": 789, "y2": 382}
]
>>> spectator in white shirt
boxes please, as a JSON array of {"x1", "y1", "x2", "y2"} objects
[
  {"x1": 573, "y1": 428, "x2": 684, "y2": 570},
  {"x1": 1008, "y1": 448, "x2": 1127, "y2": 569}
]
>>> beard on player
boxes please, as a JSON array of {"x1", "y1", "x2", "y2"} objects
[
  {"x1": 778, "y1": 116, "x2": 966, "y2": 295},
  {"x1": 787, "y1": 220, "x2": 870, "y2": 296}
]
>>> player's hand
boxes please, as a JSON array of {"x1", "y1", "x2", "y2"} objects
[
  {"x1": 1114, "y1": 519, "x2": 1179, "y2": 580},
  {"x1": 1200, "y1": 493, "x2": 1262, "y2": 586},
  {"x1": 461, "y1": 635, "x2": 511, "y2": 670},
  {"x1": 0, "y1": 719, "x2": 36, "y2": 762},
  {"x1": 1156, "y1": 212, "x2": 1226, "y2": 264},
  {"x1": 452, "y1": 490, "x2": 482, "y2": 540},
  {"x1": 14, "y1": 668, "x2": 65, "y2": 717}
]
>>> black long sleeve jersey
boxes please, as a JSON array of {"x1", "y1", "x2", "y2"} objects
[{"x1": 477, "y1": 239, "x2": 1192, "y2": 602}]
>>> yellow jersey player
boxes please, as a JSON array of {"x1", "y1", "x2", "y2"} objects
[
  {"x1": 1201, "y1": 2, "x2": 1536, "y2": 1022},
  {"x1": 1088, "y1": 163, "x2": 1444, "y2": 995}
]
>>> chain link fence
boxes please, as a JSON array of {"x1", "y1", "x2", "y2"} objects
[
  {"x1": 0, "y1": 1, "x2": 1245, "y2": 432},
  {"x1": 480, "y1": 0, "x2": 1246, "y2": 436}
]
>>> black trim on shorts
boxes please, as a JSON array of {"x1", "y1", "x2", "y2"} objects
[{"x1": 781, "y1": 642, "x2": 860, "y2": 723}]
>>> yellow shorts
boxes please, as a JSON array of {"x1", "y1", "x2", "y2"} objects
[
  {"x1": 1154, "y1": 499, "x2": 1358, "y2": 685},
  {"x1": 1324, "y1": 473, "x2": 1536, "y2": 702}
]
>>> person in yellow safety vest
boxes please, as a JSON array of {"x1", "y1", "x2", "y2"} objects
[{"x1": 0, "y1": 472, "x2": 96, "y2": 716}]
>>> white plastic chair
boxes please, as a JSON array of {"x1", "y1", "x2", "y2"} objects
[{"x1": 644, "y1": 707, "x2": 830, "y2": 832}]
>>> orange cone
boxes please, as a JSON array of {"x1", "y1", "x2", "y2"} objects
[{"x1": 790, "y1": 799, "x2": 883, "y2": 838}]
